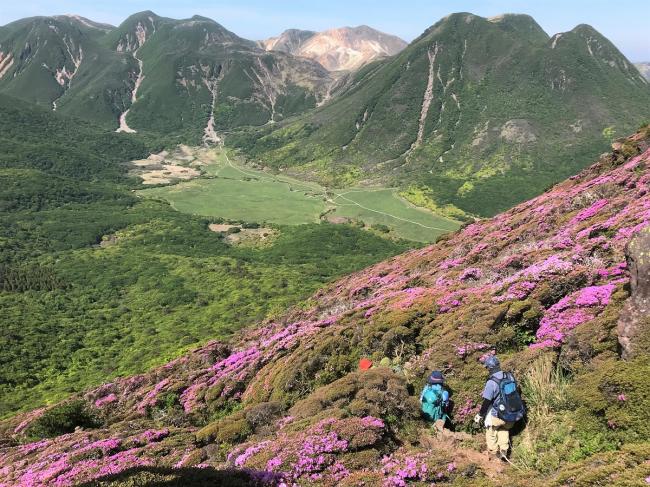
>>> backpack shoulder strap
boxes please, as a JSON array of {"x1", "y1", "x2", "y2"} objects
[
  {"x1": 488, "y1": 373, "x2": 507, "y2": 401},
  {"x1": 487, "y1": 375, "x2": 502, "y2": 388}
]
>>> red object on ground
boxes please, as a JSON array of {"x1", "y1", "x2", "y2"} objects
[{"x1": 359, "y1": 358, "x2": 373, "y2": 370}]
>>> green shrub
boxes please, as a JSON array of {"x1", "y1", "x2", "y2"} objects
[
  {"x1": 570, "y1": 355, "x2": 650, "y2": 443},
  {"x1": 244, "y1": 401, "x2": 283, "y2": 431},
  {"x1": 289, "y1": 369, "x2": 420, "y2": 427},
  {"x1": 195, "y1": 410, "x2": 252, "y2": 445},
  {"x1": 24, "y1": 400, "x2": 100, "y2": 440}
]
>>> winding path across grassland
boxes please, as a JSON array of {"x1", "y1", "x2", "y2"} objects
[{"x1": 221, "y1": 149, "x2": 459, "y2": 234}]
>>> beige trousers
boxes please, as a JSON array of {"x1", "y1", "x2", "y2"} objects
[{"x1": 485, "y1": 414, "x2": 514, "y2": 454}]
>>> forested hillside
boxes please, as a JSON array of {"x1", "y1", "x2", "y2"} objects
[
  {"x1": 2, "y1": 125, "x2": 649, "y2": 486},
  {"x1": 0, "y1": 95, "x2": 408, "y2": 416}
]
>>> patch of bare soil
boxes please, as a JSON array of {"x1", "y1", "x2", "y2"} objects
[
  {"x1": 130, "y1": 146, "x2": 211, "y2": 185},
  {"x1": 325, "y1": 215, "x2": 352, "y2": 224},
  {"x1": 208, "y1": 224, "x2": 278, "y2": 247},
  {"x1": 208, "y1": 224, "x2": 240, "y2": 232}
]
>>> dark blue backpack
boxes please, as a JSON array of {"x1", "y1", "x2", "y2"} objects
[{"x1": 491, "y1": 372, "x2": 525, "y2": 422}]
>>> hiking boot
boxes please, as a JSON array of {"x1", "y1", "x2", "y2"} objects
[{"x1": 497, "y1": 450, "x2": 510, "y2": 462}]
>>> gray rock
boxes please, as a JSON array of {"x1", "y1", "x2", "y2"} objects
[{"x1": 617, "y1": 225, "x2": 650, "y2": 359}]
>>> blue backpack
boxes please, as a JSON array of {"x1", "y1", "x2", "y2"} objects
[
  {"x1": 420, "y1": 384, "x2": 449, "y2": 422},
  {"x1": 491, "y1": 372, "x2": 525, "y2": 422}
]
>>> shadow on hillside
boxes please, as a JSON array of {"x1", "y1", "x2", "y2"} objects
[{"x1": 77, "y1": 465, "x2": 274, "y2": 487}]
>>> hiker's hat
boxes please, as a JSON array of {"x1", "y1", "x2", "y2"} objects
[
  {"x1": 427, "y1": 370, "x2": 444, "y2": 384},
  {"x1": 483, "y1": 355, "x2": 500, "y2": 370}
]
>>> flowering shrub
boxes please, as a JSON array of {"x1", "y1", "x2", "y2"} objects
[
  {"x1": 392, "y1": 287, "x2": 434, "y2": 310},
  {"x1": 570, "y1": 199, "x2": 609, "y2": 224},
  {"x1": 437, "y1": 294, "x2": 462, "y2": 313},
  {"x1": 532, "y1": 283, "x2": 616, "y2": 348},
  {"x1": 94, "y1": 394, "x2": 117, "y2": 409},
  {"x1": 227, "y1": 416, "x2": 385, "y2": 483},
  {"x1": 459, "y1": 267, "x2": 482, "y2": 281},
  {"x1": 132, "y1": 428, "x2": 169, "y2": 446},
  {"x1": 493, "y1": 281, "x2": 537, "y2": 302},
  {"x1": 596, "y1": 262, "x2": 627, "y2": 278},
  {"x1": 137, "y1": 378, "x2": 171, "y2": 413},
  {"x1": 381, "y1": 452, "x2": 429, "y2": 486},
  {"x1": 3, "y1": 131, "x2": 650, "y2": 487},
  {"x1": 440, "y1": 257, "x2": 464, "y2": 269},
  {"x1": 0, "y1": 428, "x2": 177, "y2": 486},
  {"x1": 455, "y1": 398, "x2": 479, "y2": 424},
  {"x1": 574, "y1": 284, "x2": 616, "y2": 307},
  {"x1": 455, "y1": 342, "x2": 490, "y2": 358}
]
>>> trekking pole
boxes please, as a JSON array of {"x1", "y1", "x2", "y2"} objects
[{"x1": 502, "y1": 455, "x2": 523, "y2": 472}]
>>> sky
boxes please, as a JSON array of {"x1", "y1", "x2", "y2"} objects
[{"x1": 1, "y1": 0, "x2": 649, "y2": 61}]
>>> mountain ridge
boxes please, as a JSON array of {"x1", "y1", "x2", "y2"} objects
[
  {"x1": 231, "y1": 12, "x2": 650, "y2": 217},
  {"x1": 0, "y1": 10, "x2": 333, "y2": 139}
]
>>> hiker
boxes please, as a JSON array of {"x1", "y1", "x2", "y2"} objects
[
  {"x1": 474, "y1": 356, "x2": 525, "y2": 461},
  {"x1": 420, "y1": 370, "x2": 450, "y2": 429}
]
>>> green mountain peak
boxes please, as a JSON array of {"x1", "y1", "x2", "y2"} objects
[
  {"x1": 230, "y1": 12, "x2": 650, "y2": 217},
  {"x1": 488, "y1": 13, "x2": 549, "y2": 44}
]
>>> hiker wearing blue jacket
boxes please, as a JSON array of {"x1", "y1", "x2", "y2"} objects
[
  {"x1": 474, "y1": 355, "x2": 525, "y2": 460},
  {"x1": 420, "y1": 370, "x2": 450, "y2": 427}
]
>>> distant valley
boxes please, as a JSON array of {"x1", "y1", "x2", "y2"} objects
[
  {"x1": 1, "y1": 11, "x2": 648, "y2": 222},
  {"x1": 235, "y1": 13, "x2": 650, "y2": 217},
  {"x1": 1, "y1": 6, "x2": 650, "y2": 486}
]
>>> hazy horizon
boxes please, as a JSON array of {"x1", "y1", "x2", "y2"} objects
[{"x1": 1, "y1": 0, "x2": 649, "y2": 61}]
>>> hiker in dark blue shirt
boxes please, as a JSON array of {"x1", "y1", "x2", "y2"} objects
[{"x1": 474, "y1": 356, "x2": 525, "y2": 460}]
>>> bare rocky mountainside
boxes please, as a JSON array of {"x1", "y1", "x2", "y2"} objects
[
  {"x1": 260, "y1": 26, "x2": 408, "y2": 71},
  {"x1": 635, "y1": 62, "x2": 650, "y2": 80},
  {"x1": 258, "y1": 29, "x2": 316, "y2": 56},
  {"x1": 2, "y1": 125, "x2": 649, "y2": 485}
]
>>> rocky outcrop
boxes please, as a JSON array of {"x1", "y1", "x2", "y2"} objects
[
  {"x1": 499, "y1": 119, "x2": 537, "y2": 144},
  {"x1": 258, "y1": 29, "x2": 316, "y2": 54},
  {"x1": 261, "y1": 25, "x2": 407, "y2": 71},
  {"x1": 618, "y1": 225, "x2": 650, "y2": 359},
  {"x1": 635, "y1": 62, "x2": 650, "y2": 81}
]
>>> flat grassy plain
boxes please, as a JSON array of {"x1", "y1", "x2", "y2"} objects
[
  {"x1": 142, "y1": 178, "x2": 325, "y2": 225},
  {"x1": 330, "y1": 189, "x2": 460, "y2": 242},
  {"x1": 138, "y1": 149, "x2": 460, "y2": 242}
]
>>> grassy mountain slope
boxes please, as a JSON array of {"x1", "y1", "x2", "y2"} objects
[
  {"x1": 0, "y1": 94, "x2": 408, "y2": 417},
  {"x1": 0, "y1": 11, "x2": 333, "y2": 141},
  {"x1": 116, "y1": 13, "x2": 330, "y2": 140},
  {"x1": 2, "y1": 126, "x2": 649, "y2": 485},
  {"x1": 0, "y1": 15, "x2": 137, "y2": 127},
  {"x1": 231, "y1": 13, "x2": 650, "y2": 217}
]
